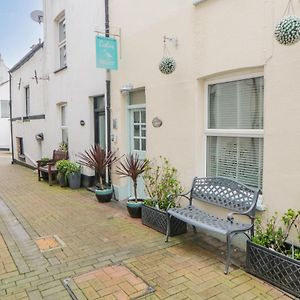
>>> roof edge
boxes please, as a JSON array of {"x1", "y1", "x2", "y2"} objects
[{"x1": 10, "y1": 42, "x2": 44, "y2": 73}]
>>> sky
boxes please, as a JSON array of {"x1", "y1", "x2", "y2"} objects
[{"x1": 0, "y1": 0, "x2": 43, "y2": 68}]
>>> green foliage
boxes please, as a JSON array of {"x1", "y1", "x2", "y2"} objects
[
  {"x1": 59, "y1": 142, "x2": 68, "y2": 152},
  {"x1": 252, "y1": 209, "x2": 300, "y2": 260},
  {"x1": 66, "y1": 162, "x2": 81, "y2": 177},
  {"x1": 143, "y1": 157, "x2": 183, "y2": 211},
  {"x1": 40, "y1": 157, "x2": 50, "y2": 167},
  {"x1": 56, "y1": 160, "x2": 70, "y2": 174}
]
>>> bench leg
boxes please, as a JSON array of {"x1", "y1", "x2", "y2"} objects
[
  {"x1": 192, "y1": 226, "x2": 197, "y2": 233},
  {"x1": 165, "y1": 212, "x2": 171, "y2": 242},
  {"x1": 224, "y1": 233, "x2": 231, "y2": 275},
  {"x1": 49, "y1": 172, "x2": 52, "y2": 186},
  {"x1": 38, "y1": 169, "x2": 41, "y2": 181}
]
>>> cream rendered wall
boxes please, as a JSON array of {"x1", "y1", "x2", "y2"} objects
[
  {"x1": 0, "y1": 57, "x2": 10, "y2": 150},
  {"x1": 111, "y1": 0, "x2": 300, "y2": 219},
  {"x1": 110, "y1": 0, "x2": 196, "y2": 199},
  {"x1": 43, "y1": 0, "x2": 106, "y2": 175},
  {"x1": 11, "y1": 47, "x2": 47, "y2": 164}
]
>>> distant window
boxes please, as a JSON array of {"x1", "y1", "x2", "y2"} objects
[
  {"x1": 58, "y1": 17, "x2": 67, "y2": 68},
  {"x1": 0, "y1": 100, "x2": 10, "y2": 118},
  {"x1": 61, "y1": 105, "x2": 68, "y2": 144},
  {"x1": 16, "y1": 137, "x2": 25, "y2": 161},
  {"x1": 25, "y1": 86, "x2": 30, "y2": 117}
]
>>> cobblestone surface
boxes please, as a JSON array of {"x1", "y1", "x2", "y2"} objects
[{"x1": 0, "y1": 152, "x2": 294, "y2": 299}]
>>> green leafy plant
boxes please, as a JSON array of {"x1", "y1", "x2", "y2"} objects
[
  {"x1": 78, "y1": 145, "x2": 118, "y2": 190},
  {"x1": 143, "y1": 157, "x2": 183, "y2": 211},
  {"x1": 59, "y1": 142, "x2": 68, "y2": 152},
  {"x1": 116, "y1": 153, "x2": 149, "y2": 202},
  {"x1": 56, "y1": 159, "x2": 70, "y2": 180},
  {"x1": 40, "y1": 157, "x2": 50, "y2": 167},
  {"x1": 252, "y1": 209, "x2": 300, "y2": 260},
  {"x1": 65, "y1": 162, "x2": 81, "y2": 178}
]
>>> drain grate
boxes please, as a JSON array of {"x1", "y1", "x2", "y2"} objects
[
  {"x1": 64, "y1": 264, "x2": 155, "y2": 299},
  {"x1": 35, "y1": 235, "x2": 65, "y2": 252}
]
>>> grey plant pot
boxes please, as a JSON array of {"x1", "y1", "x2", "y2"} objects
[
  {"x1": 58, "y1": 174, "x2": 68, "y2": 187},
  {"x1": 68, "y1": 172, "x2": 81, "y2": 189},
  {"x1": 141, "y1": 204, "x2": 187, "y2": 236},
  {"x1": 246, "y1": 240, "x2": 300, "y2": 298}
]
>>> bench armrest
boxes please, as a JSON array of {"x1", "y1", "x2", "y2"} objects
[
  {"x1": 47, "y1": 160, "x2": 56, "y2": 166},
  {"x1": 227, "y1": 211, "x2": 255, "y2": 224},
  {"x1": 167, "y1": 190, "x2": 192, "y2": 207}
]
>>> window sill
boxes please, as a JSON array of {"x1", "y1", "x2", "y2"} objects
[
  {"x1": 23, "y1": 117, "x2": 30, "y2": 122},
  {"x1": 54, "y1": 65, "x2": 67, "y2": 74},
  {"x1": 256, "y1": 195, "x2": 266, "y2": 211}
]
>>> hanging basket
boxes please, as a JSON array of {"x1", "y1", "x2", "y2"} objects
[
  {"x1": 159, "y1": 57, "x2": 176, "y2": 75},
  {"x1": 274, "y1": 16, "x2": 300, "y2": 45}
]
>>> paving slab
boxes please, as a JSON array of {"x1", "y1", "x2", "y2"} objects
[{"x1": 0, "y1": 152, "x2": 295, "y2": 299}]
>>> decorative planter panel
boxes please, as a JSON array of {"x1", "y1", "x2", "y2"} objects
[
  {"x1": 246, "y1": 240, "x2": 300, "y2": 298},
  {"x1": 142, "y1": 204, "x2": 187, "y2": 236}
]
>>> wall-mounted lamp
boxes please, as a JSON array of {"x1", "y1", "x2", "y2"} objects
[{"x1": 120, "y1": 84, "x2": 134, "y2": 94}]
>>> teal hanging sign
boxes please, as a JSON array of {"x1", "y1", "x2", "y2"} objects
[{"x1": 95, "y1": 36, "x2": 118, "y2": 70}]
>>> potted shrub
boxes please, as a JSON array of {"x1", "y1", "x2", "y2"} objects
[
  {"x1": 56, "y1": 159, "x2": 70, "y2": 187},
  {"x1": 142, "y1": 157, "x2": 187, "y2": 236},
  {"x1": 116, "y1": 153, "x2": 149, "y2": 218},
  {"x1": 78, "y1": 145, "x2": 118, "y2": 202},
  {"x1": 246, "y1": 209, "x2": 300, "y2": 298},
  {"x1": 66, "y1": 162, "x2": 81, "y2": 189}
]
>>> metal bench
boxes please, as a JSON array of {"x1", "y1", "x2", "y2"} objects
[{"x1": 166, "y1": 177, "x2": 259, "y2": 274}]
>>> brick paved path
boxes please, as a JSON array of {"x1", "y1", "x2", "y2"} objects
[{"x1": 0, "y1": 152, "x2": 293, "y2": 299}]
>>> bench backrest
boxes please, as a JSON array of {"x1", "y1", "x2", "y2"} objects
[
  {"x1": 191, "y1": 177, "x2": 259, "y2": 216},
  {"x1": 52, "y1": 150, "x2": 68, "y2": 162}
]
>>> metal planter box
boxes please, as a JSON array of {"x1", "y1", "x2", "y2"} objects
[
  {"x1": 141, "y1": 204, "x2": 187, "y2": 237},
  {"x1": 246, "y1": 240, "x2": 300, "y2": 298}
]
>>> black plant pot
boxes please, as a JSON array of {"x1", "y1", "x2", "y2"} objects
[
  {"x1": 41, "y1": 171, "x2": 49, "y2": 181},
  {"x1": 127, "y1": 200, "x2": 143, "y2": 218},
  {"x1": 246, "y1": 240, "x2": 300, "y2": 298},
  {"x1": 142, "y1": 204, "x2": 187, "y2": 236},
  {"x1": 95, "y1": 188, "x2": 113, "y2": 202}
]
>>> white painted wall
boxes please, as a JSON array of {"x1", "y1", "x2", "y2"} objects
[
  {"x1": 11, "y1": 0, "x2": 106, "y2": 174},
  {"x1": 0, "y1": 56, "x2": 10, "y2": 150},
  {"x1": 11, "y1": 46, "x2": 46, "y2": 163}
]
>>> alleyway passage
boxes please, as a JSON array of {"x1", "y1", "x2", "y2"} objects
[{"x1": 0, "y1": 152, "x2": 292, "y2": 299}]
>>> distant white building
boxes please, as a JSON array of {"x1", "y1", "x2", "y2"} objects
[
  {"x1": 11, "y1": 0, "x2": 107, "y2": 186},
  {"x1": 0, "y1": 55, "x2": 10, "y2": 150}
]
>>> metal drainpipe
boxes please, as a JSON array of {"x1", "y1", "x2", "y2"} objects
[
  {"x1": 9, "y1": 72, "x2": 15, "y2": 164},
  {"x1": 105, "y1": 0, "x2": 112, "y2": 183}
]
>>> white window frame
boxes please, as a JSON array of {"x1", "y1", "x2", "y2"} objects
[
  {"x1": 58, "y1": 16, "x2": 67, "y2": 68},
  {"x1": 204, "y1": 72, "x2": 264, "y2": 187},
  {"x1": 0, "y1": 100, "x2": 10, "y2": 118},
  {"x1": 24, "y1": 86, "x2": 30, "y2": 117},
  {"x1": 60, "y1": 105, "x2": 68, "y2": 143}
]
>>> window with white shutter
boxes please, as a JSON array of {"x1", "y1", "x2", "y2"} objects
[{"x1": 206, "y1": 76, "x2": 264, "y2": 190}]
